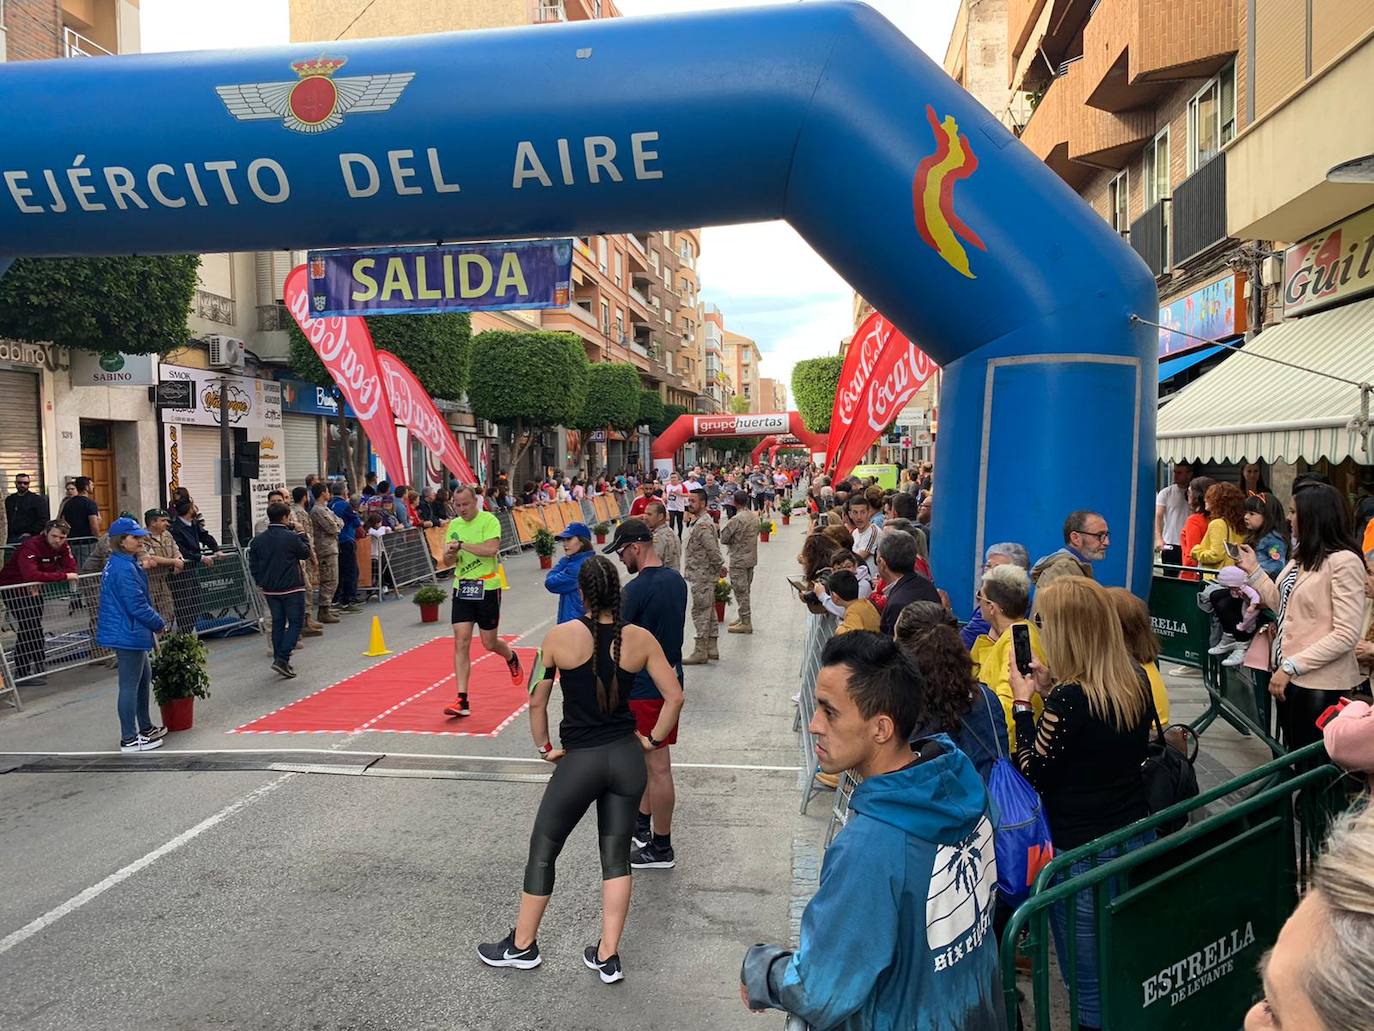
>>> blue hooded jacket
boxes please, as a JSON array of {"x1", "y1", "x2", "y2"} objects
[
  {"x1": 742, "y1": 736, "x2": 1005, "y2": 1031},
  {"x1": 96, "y1": 550, "x2": 166, "y2": 651},
  {"x1": 543, "y1": 547, "x2": 594, "y2": 624}
]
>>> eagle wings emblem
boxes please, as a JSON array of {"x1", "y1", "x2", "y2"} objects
[{"x1": 215, "y1": 58, "x2": 413, "y2": 134}]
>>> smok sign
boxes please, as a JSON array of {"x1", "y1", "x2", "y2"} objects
[
  {"x1": 693, "y1": 414, "x2": 788, "y2": 436},
  {"x1": 1283, "y1": 204, "x2": 1374, "y2": 316}
]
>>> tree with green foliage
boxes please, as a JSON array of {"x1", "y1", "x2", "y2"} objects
[
  {"x1": 468, "y1": 330, "x2": 589, "y2": 481},
  {"x1": 0, "y1": 256, "x2": 199, "y2": 355},
  {"x1": 574, "y1": 363, "x2": 641, "y2": 432},
  {"x1": 287, "y1": 312, "x2": 472, "y2": 489},
  {"x1": 637, "y1": 389, "x2": 665, "y2": 432},
  {"x1": 791, "y1": 355, "x2": 844, "y2": 433},
  {"x1": 655, "y1": 402, "x2": 687, "y2": 437},
  {"x1": 729, "y1": 394, "x2": 752, "y2": 414}
]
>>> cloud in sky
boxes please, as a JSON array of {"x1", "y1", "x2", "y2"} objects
[{"x1": 141, "y1": 0, "x2": 961, "y2": 406}]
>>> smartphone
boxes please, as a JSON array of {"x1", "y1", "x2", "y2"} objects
[
  {"x1": 1011, "y1": 623, "x2": 1034, "y2": 677},
  {"x1": 1224, "y1": 541, "x2": 1240, "y2": 559}
]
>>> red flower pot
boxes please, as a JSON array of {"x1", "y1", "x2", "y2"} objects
[
  {"x1": 538, "y1": 554, "x2": 552, "y2": 569},
  {"x1": 715, "y1": 601, "x2": 726, "y2": 622},
  {"x1": 419, "y1": 603, "x2": 440, "y2": 624},
  {"x1": 596, "y1": 533, "x2": 606, "y2": 544},
  {"x1": 160, "y1": 696, "x2": 194, "y2": 732},
  {"x1": 760, "y1": 531, "x2": 771, "y2": 543},
  {"x1": 782, "y1": 515, "x2": 791, "y2": 525}
]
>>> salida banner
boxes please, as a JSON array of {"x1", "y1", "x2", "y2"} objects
[
  {"x1": 376, "y1": 351, "x2": 478, "y2": 486},
  {"x1": 283, "y1": 265, "x2": 410, "y2": 486},
  {"x1": 307, "y1": 239, "x2": 574, "y2": 317},
  {"x1": 827, "y1": 310, "x2": 936, "y2": 480}
]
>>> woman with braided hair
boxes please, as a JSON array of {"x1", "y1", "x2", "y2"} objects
[{"x1": 478, "y1": 555, "x2": 684, "y2": 985}]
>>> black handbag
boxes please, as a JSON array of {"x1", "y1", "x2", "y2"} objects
[{"x1": 1139, "y1": 680, "x2": 1200, "y2": 835}]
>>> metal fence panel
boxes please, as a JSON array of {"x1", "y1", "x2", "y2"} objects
[
  {"x1": 794, "y1": 610, "x2": 835, "y2": 814},
  {"x1": 579, "y1": 498, "x2": 597, "y2": 524},
  {"x1": 496, "y1": 510, "x2": 521, "y2": 556},
  {"x1": 378, "y1": 527, "x2": 437, "y2": 592}
]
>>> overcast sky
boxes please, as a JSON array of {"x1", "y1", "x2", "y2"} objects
[{"x1": 142, "y1": 0, "x2": 961, "y2": 405}]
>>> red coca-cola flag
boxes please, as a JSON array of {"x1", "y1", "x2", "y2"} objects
[
  {"x1": 283, "y1": 266, "x2": 410, "y2": 486},
  {"x1": 830, "y1": 335, "x2": 937, "y2": 483},
  {"x1": 376, "y1": 351, "x2": 478, "y2": 486},
  {"x1": 825, "y1": 311, "x2": 909, "y2": 473}
]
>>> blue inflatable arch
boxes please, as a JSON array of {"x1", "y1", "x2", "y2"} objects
[{"x1": 0, "y1": 1, "x2": 1157, "y2": 614}]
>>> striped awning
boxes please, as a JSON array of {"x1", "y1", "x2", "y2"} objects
[{"x1": 1156, "y1": 296, "x2": 1374, "y2": 465}]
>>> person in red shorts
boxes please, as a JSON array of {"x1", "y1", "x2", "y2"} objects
[{"x1": 604, "y1": 518, "x2": 687, "y2": 870}]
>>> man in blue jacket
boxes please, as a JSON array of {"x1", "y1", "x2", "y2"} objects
[
  {"x1": 329, "y1": 483, "x2": 363, "y2": 612},
  {"x1": 248, "y1": 501, "x2": 312, "y2": 679},
  {"x1": 741, "y1": 631, "x2": 1005, "y2": 1031}
]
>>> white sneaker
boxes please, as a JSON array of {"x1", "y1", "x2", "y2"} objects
[
  {"x1": 1167, "y1": 665, "x2": 1203, "y2": 678},
  {"x1": 119, "y1": 734, "x2": 163, "y2": 753},
  {"x1": 1207, "y1": 635, "x2": 1238, "y2": 656},
  {"x1": 1222, "y1": 648, "x2": 1246, "y2": 667}
]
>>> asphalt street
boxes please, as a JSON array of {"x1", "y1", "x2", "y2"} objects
[{"x1": 0, "y1": 519, "x2": 820, "y2": 1031}]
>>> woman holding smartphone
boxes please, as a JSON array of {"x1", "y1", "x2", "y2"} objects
[
  {"x1": 1191, "y1": 481, "x2": 1249, "y2": 574},
  {"x1": 1236, "y1": 484, "x2": 1364, "y2": 751}
]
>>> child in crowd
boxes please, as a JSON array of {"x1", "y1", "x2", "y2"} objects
[
  {"x1": 1207, "y1": 565, "x2": 1263, "y2": 667},
  {"x1": 829, "y1": 570, "x2": 880, "y2": 635},
  {"x1": 811, "y1": 550, "x2": 872, "y2": 619},
  {"x1": 1244, "y1": 492, "x2": 1289, "y2": 577}
]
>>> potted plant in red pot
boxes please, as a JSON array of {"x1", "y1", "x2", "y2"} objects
[
  {"x1": 592, "y1": 521, "x2": 612, "y2": 545},
  {"x1": 412, "y1": 584, "x2": 446, "y2": 624},
  {"x1": 714, "y1": 577, "x2": 732, "y2": 623},
  {"x1": 758, "y1": 517, "x2": 775, "y2": 543},
  {"x1": 151, "y1": 631, "x2": 210, "y2": 733},
  {"x1": 533, "y1": 528, "x2": 556, "y2": 570},
  {"x1": 779, "y1": 498, "x2": 794, "y2": 526}
]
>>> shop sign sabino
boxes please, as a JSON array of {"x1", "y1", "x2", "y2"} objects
[
  {"x1": 69, "y1": 350, "x2": 157, "y2": 387},
  {"x1": 1284, "y1": 205, "x2": 1374, "y2": 317}
]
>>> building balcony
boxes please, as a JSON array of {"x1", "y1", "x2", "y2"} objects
[
  {"x1": 1129, "y1": 198, "x2": 1171, "y2": 279},
  {"x1": 1082, "y1": 0, "x2": 1237, "y2": 112},
  {"x1": 563, "y1": 0, "x2": 615, "y2": 21},
  {"x1": 534, "y1": 1, "x2": 566, "y2": 22},
  {"x1": 195, "y1": 290, "x2": 235, "y2": 326},
  {"x1": 1020, "y1": 55, "x2": 1153, "y2": 186},
  {"x1": 64, "y1": 25, "x2": 113, "y2": 57},
  {"x1": 1009, "y1": 0, "x2": 1095, "y2": 92},
  {"x1": 1171, "y1": 152, "x2": 1228, "y2": 266}
]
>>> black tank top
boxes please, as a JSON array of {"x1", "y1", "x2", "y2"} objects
[{"x1": 556, "y1": 618, "x2": 638, "y2": 750}]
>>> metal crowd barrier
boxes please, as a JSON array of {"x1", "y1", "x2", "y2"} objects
[
  {"x1": 793, "y1": 609, "x2": 836, "y2": 814},
  {"x1": 579, "y1": 498, "x2": 597, "y2": 524},
  {"x1": 1001, "y1": 741, "x2": 1343, "y2": 1029},
  {"x1": 495, "y1": 510, "x2": 522, "y2": 556},
  {"x1": 376, "y1": 526, "x2": 438, "y2": 593},
  {"x1": 0, "y1": 547, "x2": 265, "y2": 709}
]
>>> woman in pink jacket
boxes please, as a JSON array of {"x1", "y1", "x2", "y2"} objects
[{"x1": 1238, "y1": 484, "x2": 1365, "y2": 751}]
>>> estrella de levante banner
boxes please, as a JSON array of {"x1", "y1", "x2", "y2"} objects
[
  {"x1": 829, "y1": 319, "x2": 937, "y2": 482},
  {"x1": 283, "y1": 265, "x2": 411, "y2": 487},
  {"x1": 375, "y1": 351, "x2": 478, "y2": 487},
  {"x1": 307, "y1": 239, "x2": 574, "y2": 317}
]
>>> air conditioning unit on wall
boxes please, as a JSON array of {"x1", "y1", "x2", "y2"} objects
[{"x1": 206, "y1": 335, "x2": 245, "y2": 371}]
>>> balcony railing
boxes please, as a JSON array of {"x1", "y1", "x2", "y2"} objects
[
  {"x1": 535, "y1": 1, "x2": 566, "y2": 22},
  {"x1": 196, "y1": 290, "x2": 235, "y2": 325},
  {"x1": 64, "y1": 26, "x2": 112, "y2": 57},
  {"x1": 1129, "y1": 198, "x2": 1171, "y2": 279},
  {"x1": 628, "y1": 285, "x2": 649, "y2": 307},
  {"x1": 257, "y1": 303, "x2": 289, "y2": 332},
  {"x1": 1171, "y1": 152, "x2": 1227, "y2": 266}
]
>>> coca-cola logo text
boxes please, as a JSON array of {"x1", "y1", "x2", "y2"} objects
[
  {"x1": 865, "y1": 345, "x2": 933, "y2": 432},
  {"x1": 837, "y1": 319, "x2": 895, "y2": 427},
  {"x1": 287, "y1": 280, "x2": 383, "y2": 419}
]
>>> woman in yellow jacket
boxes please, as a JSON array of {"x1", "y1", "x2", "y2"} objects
[
  {"x1": 968, "y1": 562, "x2": 1045, "y2": 747},
  {"x1": 1190, "y1": 481, "x2": 1248, "y2": 575}
]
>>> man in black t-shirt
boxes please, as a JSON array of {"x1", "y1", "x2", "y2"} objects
[
  {"x1": 604, "y1": 518, "x2": 687, "y2": 872},
  {"x1": 57, "y1": 476, "x2": 102, "y2": 541},
  {"x1": 5, "y1": 473, "x2": 50, "y2": 543}
]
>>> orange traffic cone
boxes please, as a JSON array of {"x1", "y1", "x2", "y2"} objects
[{"x1": 363, "y1": 616, "x2": 392, "y2": 657}]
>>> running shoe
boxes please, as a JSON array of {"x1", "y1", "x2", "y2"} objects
[
  {"x1": 630, "y1": 839, "x2": 675, "y2": 870},
  {"x1": 632, "y1": 815, "x2": 652, "y2": 850},
  {"x1": 583, "y1": 943, "x2": 625, "y2": 984},
  {"x1": 1207, "y1": 635, "x2": 1240, "y2": 656},
  {"x1": 139, "y1": 725, "x2": 168, "y2": 742},
  {"x1": 119, "y1": 734, "x2": 163, "y2": 754},
  {"x1": 271, "y1": 660, "x2": 297, "y2": 679},
  {"x1": 477, "y1": 929, "x2": 541, "y2": 970},
  {"x1": 443, "y1": 695, "x2": 471, "y2": 718},
  {"x1": 507, "y1": 651, "x2": 524, "y2": 686}
]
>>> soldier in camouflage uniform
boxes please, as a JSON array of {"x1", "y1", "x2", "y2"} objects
[
  {"x1": 681, "y1": 487, "x2": 723, "y2": 665},
  {"x1": 140, "y1": 508, "x2": 183, "y2": 628},
  {"x1": 643, "y1": 500, "x2": 680, "y2": 571},
  {"x1": 289, "y1": 487, "x2": 324, "y2": 636},
  {"x1": 309, "y1": 483, "x2": 343, "y2": 624},
  {"x1": 718, "y1": 490, "x2": 760, "y2": 634}
]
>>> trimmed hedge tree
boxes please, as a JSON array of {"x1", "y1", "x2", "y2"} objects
[
  {"x1": 0, "y1": 256, "x2": 200, "y2": 355},
  {"x1": 791, "y1": 355, "x2": 843, "y2": 433},
  {"x1": 638, "y1": 389, "x2": 665, "y2": 431},
  {"x1": 655, "y1": 402, "x2": 687, "y2": 437},
  {"x1": 468, "y1": 330, "x2": 589, "y2": 480},
  {"x1": 574, "y1": 362, "x2": 642, "y2": 432}
]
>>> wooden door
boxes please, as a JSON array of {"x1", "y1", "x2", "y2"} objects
[{"x1": 80, "y1": 450, "x2": 116, "y2": 529}]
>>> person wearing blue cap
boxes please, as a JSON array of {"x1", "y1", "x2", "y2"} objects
[
  {"x1": 545, "y1": 522, "x2": 596, "y2": 624},
  {"x1": 96, "y1": 516, "x2": 167, "y2": 753}
]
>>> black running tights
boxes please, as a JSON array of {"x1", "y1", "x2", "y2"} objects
[{"x1": 523, "y1": 734, "x2": 647, "y2": 896}]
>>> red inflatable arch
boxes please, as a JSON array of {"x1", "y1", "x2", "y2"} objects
[{"x1": 651, "y1": 413, "x2": 826, "y2": 474}]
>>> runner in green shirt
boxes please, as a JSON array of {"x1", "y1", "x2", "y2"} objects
[{"x1": 442, "y1": 486, "x2": 522, "y2": 717}]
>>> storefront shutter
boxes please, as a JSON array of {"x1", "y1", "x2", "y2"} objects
[
  {"x1": 0, "y1": 370, "x2": 44, "y2": 493},
  {"x1": 283, "y1": 413, "x2": 321, "y2": 487},
  {"x1": 175, "y1": 424, "x2": 222, "y2": 522}
]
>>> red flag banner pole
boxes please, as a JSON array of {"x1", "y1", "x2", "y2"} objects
[
  {"x1": 376, "y1": 351, "x2": 478, "y2": 486},
  {"x1": 826, "y1": 311, "x2": 907, "y2": 474},
  {"x1": 284, "y1": 266, "x2": 411, "y2": 487},
  {"x1": 830, "y1": 336, "x2": 937, "y2": 482}
]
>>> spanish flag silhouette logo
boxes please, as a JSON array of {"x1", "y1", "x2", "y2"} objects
[{"x1": 912, "y1": 105, "x2": 985, "y2": 279}]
